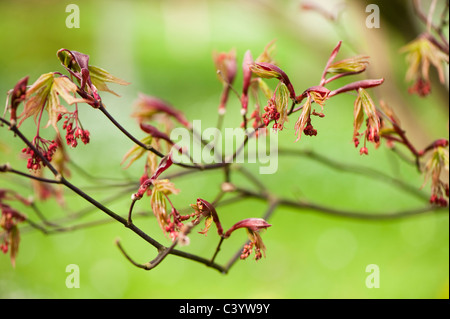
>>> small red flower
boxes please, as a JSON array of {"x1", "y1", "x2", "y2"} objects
[
  {"x1": 408, "y1": 77, "x2": 431, "y2": 97},
  {"x1": 261, "y1": 98, "x2": 280, "y2": 128},
  {"x1": 22, "y1": 136, "x2": 58, "y2": 171},
  {"x1": 352, "y1": 88, "x2": 381, "y2": 155},
  {"x1": 423, "y1": 145, "x2": 449, "y2": 207},
  {"x1": 62, "y1": 112, "x2": 90, "y2": 148},
  {"x1": 400, "y1": 35, "x2": 448, "y2": 97},
  {"x1": 224, "y1": 218, "x2": 272, "y2": 261},
  {"x1": 359, "y1": 146, "x2": 369, "y2": 156}
]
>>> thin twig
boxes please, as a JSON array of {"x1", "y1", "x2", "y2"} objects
[
  {"x1": 235, "y1": 186, "x2": 446, "y2": 220},
  {"x1": 277, "y1": 148, "x2": 428, "y2": 201}
]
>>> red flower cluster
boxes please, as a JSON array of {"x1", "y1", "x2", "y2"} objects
[
  {"x1": 241, "y1": 241, "x2": 260, "y2": 260},
  {"x1": 62, "y1": 114, "x2": 90, "y2": 147},
  {"x1": 262, "y1": 99, "x2": 281, "y2": 130},
  {"x1": 164, "y1": 207, "x2": 195, "y2": 242},
  {"x1": 303, "y1": 118, "x2": 317, "y2": 137},
  {"x1": 366, "y1": 118, "x2": 381, "y2": 145},
  {"x1": 1, "y1": 204, "x2": 25, "y2": 232},
  {"x1": 408, "y1": 78, "x2": 432, "y2": 97},
  {"x1": 22, "y1": 137, "x2": 58, "y2": 171},
  {"x1": 359, "y1": 146, "x2": 369, "y2": 156},
  {"x1": 224, "y1": 218, "x2": 271, "y2": 261},
  {"x1": 429, "y1": 193, "x2": 448, "y2": 207}
]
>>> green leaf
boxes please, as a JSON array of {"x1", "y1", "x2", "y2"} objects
[
  {"x1": 57, "y1": 49, "x2": 82, "y2": 73},
  {"x1": 294, "y1": 95, "x2": 312, "y2": 142},
  {"x1": 88, "y1": 65, "x2": 130, "y2": 97},
  {"x1": 276, "y1": 82, "x2": 289, "y2": 128},
  {"x1": 353, "y1": 94, "x2": 364, "y2": 134},
  {"x1": 121, "y1": 135, "x2": 153, "y2": 168},
  {"x1": 258, "y1": 79, "x2": 273, "y2": 100},
  {"x1": 327, "y1": 55, "x2": 369, "y2": 74},
  {"x1": 19, "y1": 73, "x2": 86, "y2": 132}
]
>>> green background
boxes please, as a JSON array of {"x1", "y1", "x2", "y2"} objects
[{"x1": 0, "y1": 0, "x2": 448, "y2": 298}]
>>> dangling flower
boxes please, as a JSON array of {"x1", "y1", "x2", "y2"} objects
[
  {"x1": 150, "y1": 179, "x2": 179, "y2": 234},
  {"x1": 294, "y1": 86, "x2": 330, "y2": 141},
  {"x1": 400, "y1": 35, "x2": 449, "y2": 97},
  {"x1": 261, "y1": 98, "x2": 279, "y2": 129},
  {"x1": 352, "y1": 88, "x2": 381, "y2": 154},
  {"x1": 62, "y1": 112, "x2": 90, "y2": 148},
  {"x1": 422, "y1": 144, "x2": 449, "y2": 207},
  {"x1": 224, "y1": 218, "x2": 272, "y2": 261},
  {"x1": 22, "y1": 136, "x2": 58, "y2": 171}
]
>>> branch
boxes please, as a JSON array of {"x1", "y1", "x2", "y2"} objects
[
  {"x1": 277, "y1": 148, "x2": 428, "y2": 201},
  {"x1": 0, "y1": 165, "x2": 60, "y2": 184},
  {"x1": 0, "y1": 118, "x2": 59, "y2": 176},
  {"x1": 234, "y1": 186, "x2": 447, "y2": 220},
  {"x1": 98, "y1": 104, "x2": 226, "y2": 171},
  {"x1": 115, "y1": 238, "x2": 178, "y2": 270}
]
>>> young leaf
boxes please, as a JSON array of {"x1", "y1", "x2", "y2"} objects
[
  {"x1": 275, "y1": 82, "x2": 290, "y2": 129},
  {"x1": 88, "y1": 65, "x2": 130, "y2": 97},
  {"x1": 121, "y1": 135, "x2": 153, "y2": 168},
  {"x1": 19, "y1": 73, "x2": 54, "y2": 126},
  {"x1": 294, "y1": 95, "x2": 312, "y2": 141},
  {"x1": 327, "y1": 55, "x2": 370, "y2": 74}
]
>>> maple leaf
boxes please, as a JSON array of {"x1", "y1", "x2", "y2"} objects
[{"x1": 18, "y1": 73, "x2": 86, "y2": 133}]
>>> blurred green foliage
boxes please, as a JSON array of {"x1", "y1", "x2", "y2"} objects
[{"x1": 0, "y1": 0, "x2": 448, "y2": 298}]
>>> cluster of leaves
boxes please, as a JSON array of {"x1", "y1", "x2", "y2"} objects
[
  {"x1": 401, "y1": 31, "x2": 448, "y2": 97},
  {"x1": 7, "y1": 50, "x2": 130, "y2": 173},
  {"x1": 120, "y1": 37, "x2": 448, "y2": 264},
  {"x1": 1, "y1": 50, "x2": 130, "y2": 265},
  {"x1": 117, "y1": 40, "x2": 386, "y2": 262}
]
